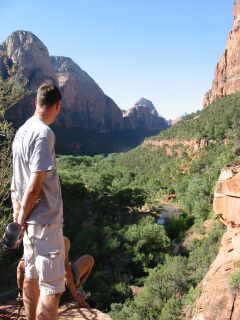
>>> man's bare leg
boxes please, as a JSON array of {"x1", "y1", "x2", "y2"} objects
[
  {"x1": 23, "y1": 278, "x2": 40, "y2": 320},
  {"x1": 73, "y1": 255, "x2": 94, "y2": 284},
  {"x1": 36, "y1": 293, "x2": 61, "y2": 320},
  {"x1": 17, "y1": 259, "x2": 25, "y2": 291}
]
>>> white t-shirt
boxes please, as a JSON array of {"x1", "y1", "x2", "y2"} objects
[{"x1": 12, "y1": 116, "x2": 63, "y2": 224}]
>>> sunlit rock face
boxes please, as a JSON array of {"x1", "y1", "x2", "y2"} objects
[
  {"x1": 51, "y1": 56, "x2": 123, "y2": 131},
  {"x1": 234, "y1": 0, "x2": 240, "y2": 25},
  {"x1": 0, "y1": 30, "x2": 58, "y2": 89},
  {"x1": 204, "y1": 0, "x2": 240, "y2": 107},
  {"x1": 0, "y1": 302, "x2": 112, "y2": 320}
]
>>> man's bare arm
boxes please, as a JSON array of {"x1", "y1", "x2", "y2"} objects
[
  {"x1": 18, "y1": 171, "x2": 45, "y2": 226},
  {"x1": 11, "y1": 177, "x2": 21, "y2": 222}
]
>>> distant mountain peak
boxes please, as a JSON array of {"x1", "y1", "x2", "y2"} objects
[
  {"x1": 1, "y1": 30, "x2": 48, "y2": 60},
  {"x1": 122, "y1": 98, "x2": 169, "y2": 132},
  {"x1": 134, "y1": 97, "x2": 159, "y2": 116}
]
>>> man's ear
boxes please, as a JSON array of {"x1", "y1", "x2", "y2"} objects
[{"x1": 56, "y1": 101, "x2": 61, "y2": 111}]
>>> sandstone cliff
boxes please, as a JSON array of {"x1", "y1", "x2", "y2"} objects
[
  {"x1": 0, "y1": 31, "x2": 169, "y2": 154},
  {"x1": 187, "y1": 166, "x2": 240, "y2": 319},
  {"x1": 204, "y1": 0, "x2": 240, "y2": 107}
]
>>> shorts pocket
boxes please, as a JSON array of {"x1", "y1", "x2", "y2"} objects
[
  {"x1": 23, "y1": 233, "x2": 34, "y2": 265},
  {"x1": 36, "y1": 246, "x2": 65, "y2": 284}
]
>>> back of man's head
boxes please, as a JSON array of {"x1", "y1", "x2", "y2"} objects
[{"x1": 36, "y1": 83, "x2": 62, "y2": 108}]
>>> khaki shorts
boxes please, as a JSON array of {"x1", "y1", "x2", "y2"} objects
[{"x1": 23, "y1": 224, "x2": 65, "y2": 295}]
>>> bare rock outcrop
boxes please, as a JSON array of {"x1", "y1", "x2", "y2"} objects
[
  {"x1": 188, "y1": 166, "x2": 240, "y2": 319},
  {"x1": 143, "y1": 139, "x2": 208, "y2": 150},
  {"x1": 204, "y1": 0, "x2": 240, "y2": 107},
  {"x1": 0, "y1": 301, "x2": 112, "y2": 320},
  {"x1": 143, "y1": 139, "x2": 208, "y2": 158},
  {"x1": 58, "y1": 303, "x2": 112, "y2": 320},
  {"x1": 214, "y1": 167, "x2": 240, "y2": 227}
]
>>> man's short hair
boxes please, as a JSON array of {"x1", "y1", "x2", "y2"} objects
[{"x1": 36, "y1": 83, "x2": 62, "y2": 108}]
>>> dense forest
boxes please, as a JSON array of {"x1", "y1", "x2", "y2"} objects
[
  {"x1": 57, "y1": 151, "x2": 226, "y2": 319},
  {"x1": 1, "y1": 57, "x2": 240, "y2": 318}
]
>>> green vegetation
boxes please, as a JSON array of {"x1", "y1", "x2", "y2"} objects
[
  {"x1": 230, "y1": 269, "x2": 240, "y2": 289},
  {"x1": 110, "y1": 222, "x2": 224, "y2": 319},
  {"x1": 56, "y1": 149, "x2": 225, "y2": 316}
]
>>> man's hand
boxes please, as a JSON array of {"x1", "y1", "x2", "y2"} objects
[
  {"x1": 11, "y1": 224, "x2": 27, "y2": 249},
  {"x1": 73, "y1": 292, "x2": 90, "y2": 308}
]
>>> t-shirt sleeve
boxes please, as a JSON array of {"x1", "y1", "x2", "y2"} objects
[{"x1": 29, "y1": 137, "x2": 55, "y2": 172}]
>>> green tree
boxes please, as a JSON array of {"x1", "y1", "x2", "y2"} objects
[
  {"x1": 115, "y1": 256, "x2": 189, "y2": 320},
  {"x1": 159, "y1": 296, "x2": 183, "y2": 320},
  {"x1": 124, "y1": 216, "x2": 170, "y2": 269}
]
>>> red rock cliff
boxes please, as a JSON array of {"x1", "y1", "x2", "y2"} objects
[{"x1": 204, "y1": 0, "x2": 240, "y2": 107}]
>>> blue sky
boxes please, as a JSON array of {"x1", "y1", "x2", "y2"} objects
[{"x1": 0, "y1": 0, "x2": 234, "y2": 119}]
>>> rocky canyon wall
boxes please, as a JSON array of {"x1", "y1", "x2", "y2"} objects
[{"x1": 204, "y1": 0, "x2": 240, "y2": 107}]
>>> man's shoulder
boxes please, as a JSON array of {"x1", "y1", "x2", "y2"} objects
[{"x1": 18, "y1": 116, "x2": 54, "y2": 140}]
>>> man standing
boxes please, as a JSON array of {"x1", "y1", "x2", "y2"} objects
[{"x1": 11, "y1": 83, "x2": 64, "y2": 320}]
